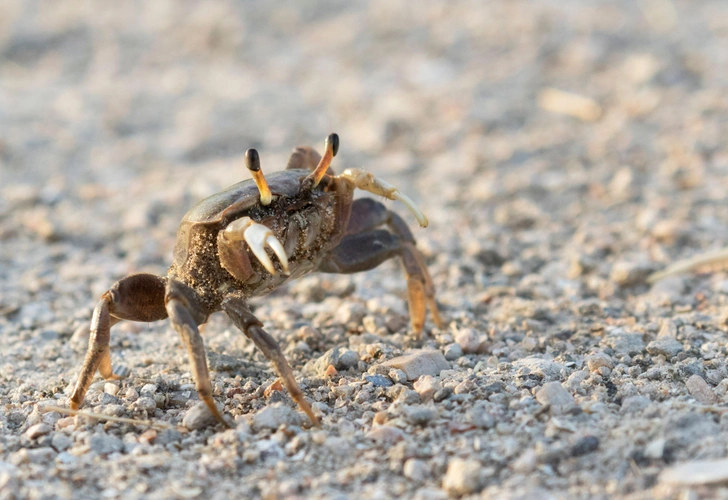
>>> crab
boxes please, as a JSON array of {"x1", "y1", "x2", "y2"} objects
[{"x1": 70, "y1": 133, "x2": 442, "y2": 427}]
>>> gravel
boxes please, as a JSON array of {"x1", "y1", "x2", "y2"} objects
[{"x1": 3, "y1": 1, "x2": 728, "y2": 498}]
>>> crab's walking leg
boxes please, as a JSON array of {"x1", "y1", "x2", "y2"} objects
[
  {"x1": 222, "y1": 296, "x2": 320, "y2": 427},
  {"x1": 648, "y1": 247, "x2": 728, "y2": 284},
  {"x1": 338, "y1": 168, "x2": 429, "y2": 228},
  {"x1": 165, "y1": 279, "x2": 229, "y2": 428},
  {"x1": 318, "y1": 198, "x2": 443, "y2": 334},
  {"x1": 70, "y1": 274, "x2": 167, "y2": 410}
]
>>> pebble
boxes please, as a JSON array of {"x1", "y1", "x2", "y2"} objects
[
  {"x1": 442, "y1": 458, "x2": 486, "y2": 496},
  {"x1": 51, "y1": 433, "x2": 73, "y2": 452},
  {"x1": 443, "y1": 343, "x2": 463, "y2": 361},
  {"x1": 140, "y1": 384, "x2": 158, "y2": 396},
  {"x1": 311, "y1": 347, "x2": 360, "y2": 376},
  {"x1": 334, "y1": 302, "x2": 367, "y2": 325},
  {"x1": 25, "y1": 423, "x2": 51, "y2": 440},
  {"x1": 380, "y1": 350, "x2": 450, "y2": 381},
  {"x1": 659, "y1": 458, "x2": 728, "y2": 486},
  {"x1": 403, "y1": 405, "x2": 437, "y2": 426},
  {"x1": 586, "y1": 353, "x2": 613, "y2": 373},
  {"x1": 454, "y1": 328, "x2": 481, "y2": 354},
  {"x1": 646, "y1": 338, "x2": 683, "y2": 357},
  {"x1": 512, "y1": 449, "x2": 538, "y2": 474},
  {"x1": 413, "y1": 376, "x2": 442, "y2": 401},
  {"x1": 610, "y1": 261, "x2": 653, "y2": 286},
  {"x1": 133, "y1": 397, "x2": 158, "y2": 413},
  {"x1": 570, "y1": 436, "x2": 599, "y2": 456},
  {"x1": 535, "y1": 382, "x2": 575, "y2": 414},
  {"x1": 366, "y1": 426, "x2": 405, "y2": 444},
  {"x1": 363, "y1": 374, "x2": 393, "y2": 388},
  {"x1": 104, "y1": 383, "x2": 119, "y2": 396},
  {"x1": 513, "y1": 357, "x2": 566, "y2": 380},
  {"x1": 466, "y1": 406, "x2": 495, "y2": 429},
  {"x1": 620, "y1": 395, "x2": 650, "y2": 414},
  {"x1": 182, "y1": 402, "x2": 219, "y2": 431},
  {"x1": 88, "y1": 433, "x2": 124, "y2": 455},
  {"x1": 685, "y1": 375, "x2": 717, "y2": 404},
  {"x1": 252, "y1": 404, "x2": 297, "y2": 431},
  {"x1": 601, "y1": 329, "x2": 645, "y2": 356},
  {"x1": 388, "y1": 368, "x2": 408, "y2": 384},
  {"x1": 403, "y1": 459, "x2": 430, "y2": 482}
]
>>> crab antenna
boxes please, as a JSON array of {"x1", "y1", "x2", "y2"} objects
[
  {"x1": 245, "y1": 148, "x2": 272, "y2": 206},
  {"x1": 307, "y1": 133, "x2": 339, "y2": 188}
]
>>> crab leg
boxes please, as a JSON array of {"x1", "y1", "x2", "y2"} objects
[
  {"x1": 223, "y1": 217, "x2": 289, "y2": 275},
  {"x1": 648, "y1": 247, "x2": 728, "y2": 284},
  {"x1": 338, "y1": 168, "x2": 429, "y2": 228},
  {"x1": 222, "y1": 296, "x2": 320, "y2": 427}
]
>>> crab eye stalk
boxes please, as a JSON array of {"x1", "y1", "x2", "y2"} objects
[
  {"x1": 245, "y1": 148, "x2": 272, "y2": 206},
  {"x1": 306, "y1": 132, "x2": 339, "y2": 188}
]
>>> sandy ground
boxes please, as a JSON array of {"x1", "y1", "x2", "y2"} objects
[{"x1": 3, "y1": 1, "x2": 728, "y2": 498}]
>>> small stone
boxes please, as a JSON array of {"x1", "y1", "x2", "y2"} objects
[
  {"x1": 466, "y1": 406, "x2": 495, "y2": 429},
  {"x1": 140, "y1": 384, "x2": 158, "y2": 396},
  {"x1": 334, "y1": 302, "x2": 367, "y2": 325},
  {"x1": 646, "y1": 338, "x2": 683, "y2": 357},
  {"x1": 512, "y1": 449, "x2": 538, "y2": 474},
  {"x1": 586, "y1": 353, "x2": 613, "y2": 373},
  {"x1": 403, "y1": 459, "x2": 429, "y2": 482},
  {"x1": 535, "y1": 382, "x2": 575, "y2": 414},
  {"x1": 311, "y1": 347, "x2": 360, "y2": 376},
  {"x1": 133, "y1": 397, "x2": 157, "y2": 413},
  {"x1": 686, "y1": 375, "x2": 717, "y2": 404},
  {"x1": 442, "y1": 458, "x2": 486, "y2": 496},
  {"x1": 454, "y1": 379, "x2": 475, "y2": 395},
  {"x1": 621, "y1": 395, "x2": 650, "y2": 414},
  {"x1": 658, "y1": 319, "x2": 678, "y2": 338},
  {"x1": 610, "y1": 261, "x2": 653, "y2": 286},
  {"x1": 570, "y1": 436, "x2": 599, "y2": 456},
  {"x1": 88, "y1": 433, "x2": 123, "y2": 455},
  {"x1": 513, "y1": 357, "x2": 566, "y2": 381},
  {"x1": 363, "y1": 374, "x2": 393, "y2": 388},
  {"x1": 659, "y1": 458, "x2": 728, "y2": 486},
  {"x1": 25, "y1": 423, "x2": 51, "y2": 440},
  {"x1": 443, "y1": 343, "x2": 463, "y2": 361},
  {"x1": 252, "y1": 403, "x2": 297, "y2": 431},
  {"x1": 182, "y1": 402, "x2": 219, "y2": 431},
  {"x1": 206, "y1": 352, "x2": 244, "y2": 372},
  {"x1": 104, "y1": 383, "x2": 119, "y2": 396},
  {"x1": 601, "y1": 329, "x2": 645, "y2": 356},
  {"x1": 454, "y1": 328, "x2": 481, "y2": 354},
  {"x1": 389, "y1": 369, "x2": 408, "y2": 384},
  {"x1": 380, "y1": 350, "x2": 450, "y2": 381},
  {"x1": 413, "y1": 375, "x2": 442, "y2": 401},
  {"x1": 403, "y1": 405, "x2": 437, "y2": 426},
  {"x1": 51, "y1": 433, "x2": 73, "y2": 452},
  {"x1": 366, "y1": 426, "x2": 405, "y2": 444}
]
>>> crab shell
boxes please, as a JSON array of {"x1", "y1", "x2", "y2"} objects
[{"x1": 170, "y1": 169, "x2": 352, "y2": 312}]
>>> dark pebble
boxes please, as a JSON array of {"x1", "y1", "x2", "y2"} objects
[
  {"x1": 571, "y1": 436, "x2": 599, "y2": 457},
  {"x1": 364, "y1": 374, "x2": 394, "y2": 388}
]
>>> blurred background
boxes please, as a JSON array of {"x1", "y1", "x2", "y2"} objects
[{"x1": 2, "y1": 1, "x2": 728, "y2": 496}]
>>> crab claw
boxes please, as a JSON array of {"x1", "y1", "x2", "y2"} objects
[
  {"x1": 223, "y1": 217, "x2": 290, "y2": 275},
  {"x1": 338, "y1": 168, "x2": 429, "y2": 228}
]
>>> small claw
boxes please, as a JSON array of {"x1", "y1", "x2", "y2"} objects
[
  {"x1": 265, "y1": 233, "x2": 290, "y2": 274},
  {"x1": 243, "y1": 223, "x2": 289, "y2": 275}
]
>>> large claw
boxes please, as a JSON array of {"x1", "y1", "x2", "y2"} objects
[
  {"x1": 338, "y1": 168, "x2": 429, "y2": 228},
  {"x1": 223, "y1": 217, "x2": 290, "y2": 275}
]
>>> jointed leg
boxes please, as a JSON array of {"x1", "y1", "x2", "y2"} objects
[
  {"x1": 70, "y1": 273, "x2": 168, "y2": 410},
  {"x1": 222, "y1": 296, "x2": 320, "y2": 427},
  {"x1": 165, "y1": 278, "x2": 228, "y2": 427},
  {"x1": 319, "y1": 200, "x2": 443, "y2": 333}
]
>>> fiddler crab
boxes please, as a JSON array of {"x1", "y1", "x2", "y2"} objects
[{"x1": 70, "y1": 133, "x2": 442, "y2": 427}]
